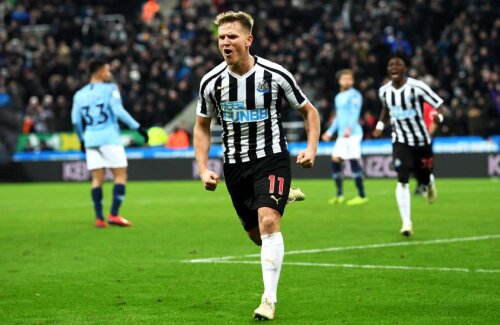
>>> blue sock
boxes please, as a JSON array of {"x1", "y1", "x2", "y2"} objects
[
  {"x1": 350, "y1": 160, "x2": 366, "y2": 198},
  {"x1": 111, "y1": 184, "x2": 126, "y2": 216},
  {"x1": 332, "y1": 161, "x2": 343, "y2": 197},
  {"x1": 91, "y1": 187, "x2": 104, "y2": 220}
]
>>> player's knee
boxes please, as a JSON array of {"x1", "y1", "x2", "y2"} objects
[
  {"x1": 258, "y1": 210, "x2": 280, "y2": 234},
  {"x1": 332, "y1": 156, "x2": 342, "y2": 163},
  {"x1": 91, "y1": 171, "x2": 105, "y2": 187},
  {"x1": 260, "y1": 216, "x2": 276, "y2": 233},
  {"x1": 115, "y1": 176, "x2": 127, "y2": 184},
  {"x1": 113, "y1": 169, "x2": 128, "y2": 183}
]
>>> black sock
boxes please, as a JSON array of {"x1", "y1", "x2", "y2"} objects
[
  {"x1": 350, "y1": 160, "x2": 366, "y2": 198},
  {"x1": 91, "y1": 187, "x2": 104, "y2": 220},
  {"x1": 110, "y1": 184, "x2": 126, "y2": 216},
  {"x1": 332, "y1": 161, "x2": 343, "y2": 197}
]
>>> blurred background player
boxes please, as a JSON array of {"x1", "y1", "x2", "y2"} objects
[
  {"x1": 322, "y1": 69, "x2": 367, "y2": 206},
  {"x1": 373, "y1": 52, "x2": 444, "y2": 236},
  {"x1": 71, "y1": 60, "x2": 149, "y2": 228},
  {"x1": 193, "y1": 11, "x2": 320, "y2": 320}
]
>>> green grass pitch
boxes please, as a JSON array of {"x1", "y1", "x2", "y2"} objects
[{"x1": 0, "y1": 179, "x2": 499, "y2": 324}]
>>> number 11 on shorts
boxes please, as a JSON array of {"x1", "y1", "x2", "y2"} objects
[{"x1": 268, "y1": 175, "x2": 284, "y2": 195}]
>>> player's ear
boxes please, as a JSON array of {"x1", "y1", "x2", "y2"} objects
[{"x1": 246, "y1": 34, "x2": 253, "y2": 48}]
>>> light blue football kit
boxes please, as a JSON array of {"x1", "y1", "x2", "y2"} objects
[
  {"x1": 71, "y1": 82, "x2": 140, "y2": 147},
  {"x1": 325, "y1": 88, "x2": 363, "y2": 138},
  {"x1": 325, "y1": 87, "x2": 366, "y2": 201}
]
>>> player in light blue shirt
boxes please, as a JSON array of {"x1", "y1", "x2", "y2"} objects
[
  {"x1": 71, "y1": 59, "x2": 148, "y2": 228},
  {"x1": 322, "y1": 69, "x2": 367, "y2": 205}
]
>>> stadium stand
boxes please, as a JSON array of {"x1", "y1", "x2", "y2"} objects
[{"x1": 0, "y1": 0, "x2": 498, "y2": 143}]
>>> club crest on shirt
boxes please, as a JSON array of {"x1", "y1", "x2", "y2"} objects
[{"x1": 257, "y1": 80, "x2": 271, "y2": 93}]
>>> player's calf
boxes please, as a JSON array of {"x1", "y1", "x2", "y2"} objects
[{"x1": 247, "y1": 227, "x2": 262, "y2": 246}]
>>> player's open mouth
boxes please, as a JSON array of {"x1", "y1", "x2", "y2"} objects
[{"x1": 224, "y1": 49, "x2": 233, "y2": 56}]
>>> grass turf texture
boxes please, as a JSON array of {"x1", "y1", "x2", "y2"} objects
[{"x1": 0, "y1": 179, "x2": 499, "y2": 324}]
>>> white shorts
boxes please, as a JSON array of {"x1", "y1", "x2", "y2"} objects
[
  {"x1": 332, "y1": 135, "x2": 362, "y2": 160},
  {"x1": 85, "y1": 145, "x2": 128, "y2": 170}
]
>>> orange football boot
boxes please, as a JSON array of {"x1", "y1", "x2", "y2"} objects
[
  {"x1": 107, "y1": 215, "x2": 132, "y2": 227},
  {"x1": 96, "y1": 219, "x2": 108, "y2": 228}
]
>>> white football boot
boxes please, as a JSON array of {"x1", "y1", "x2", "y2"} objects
[
  {"x1": 287, "y1": 187, "x2": 305, "y2": 203},
  {"x1": 253, "y1": 298, "x2": 275, "y2": 320},
  {"x1": 400, "y1": 223, "x2": 414, "y2": 237}
]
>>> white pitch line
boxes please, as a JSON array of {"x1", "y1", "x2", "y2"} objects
[
  {"x1": 198, "y1": 260, "x2": 500, "y2": 274},
  {"x1": 185, "y1": 234, "x2": 500, "y2": 263}
]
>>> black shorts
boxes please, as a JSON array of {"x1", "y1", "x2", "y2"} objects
[
  {"x1": 393, "y1": 142, "x2": 434, "y2": 184},
  {"x1": 223, "y1": 152, "x2": 292, "y2": 231}
]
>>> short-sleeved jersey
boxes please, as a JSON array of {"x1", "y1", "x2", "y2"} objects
[
  {"x1": 196, "y1": 56, "x2": 308, "y2": 164},
  {"x1": 71, "y1": 82, "x2": 140, "y2": 147},
  {"x1": 325, "y1": 88, "x2": 363, "y2": 137},
  {"x1": 378, "y1": 77, "x2": 443, "y2": 146}
]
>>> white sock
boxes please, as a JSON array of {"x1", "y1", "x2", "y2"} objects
[
  {"x1": 396, "y1": 182, "x2": 412, "y2": 226},
  {"x1": 430, "y1": 173, "x2": 435, "y2": 185},
  {"x1": 260, "y1": 232, "x2": 284, "y2": 304}
]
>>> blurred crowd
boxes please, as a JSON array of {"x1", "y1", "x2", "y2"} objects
[{"x1": 0, "y1": 0, "x2": 499, "y2": 141}]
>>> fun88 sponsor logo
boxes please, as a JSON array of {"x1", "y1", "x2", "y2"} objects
[
  {"x1": 391, "y1": 106, "x2": 417, "y2": 120},
  {"x1": 221, "y1": 101, "x2": 269, "y2": 123}
]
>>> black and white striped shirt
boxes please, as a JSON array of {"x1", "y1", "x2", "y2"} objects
[
  {"x1": 197, "y1": 56, "x2": 308, "y2": 164},
  {"x1": 378, "y1": 77, "x2": 443, "y2": 146}
]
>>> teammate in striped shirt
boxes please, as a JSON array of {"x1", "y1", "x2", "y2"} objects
[
  {"x1": 373, "y1": 52, "x2": 444, "y2": 236},
  {"x1": 193, "y1": 11, "x2": 320, "y2": 320}
]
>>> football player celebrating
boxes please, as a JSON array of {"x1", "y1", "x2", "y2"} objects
[
  {"x1": 374, "y1": 52, "x2": 444, "y2": 236},
  {"x1": 193, "y1": 11, "x2": 320, "y2": 320}
]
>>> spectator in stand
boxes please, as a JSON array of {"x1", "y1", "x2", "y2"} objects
[
  {"x1": 166, "y1": 122, "x2": 190, "y2": 149},
  {"x1": 142, "y1": 0, "x2": 160, "y2": 23},
  {"x1": 0, "y1": 0, "x2": 497, "y2": 140}
]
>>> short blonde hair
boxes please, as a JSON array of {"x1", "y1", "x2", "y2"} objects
[
  {"x1": 337, "y1": 69, "x2": 354, "y2": 79},
  {"x1": 215, "y1": 11, "x2": 254, "y2": 33}
]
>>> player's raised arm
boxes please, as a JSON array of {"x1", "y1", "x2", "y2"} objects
[{"x1": 297, "y1": 101, "x2": 320, "y2": 168}]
